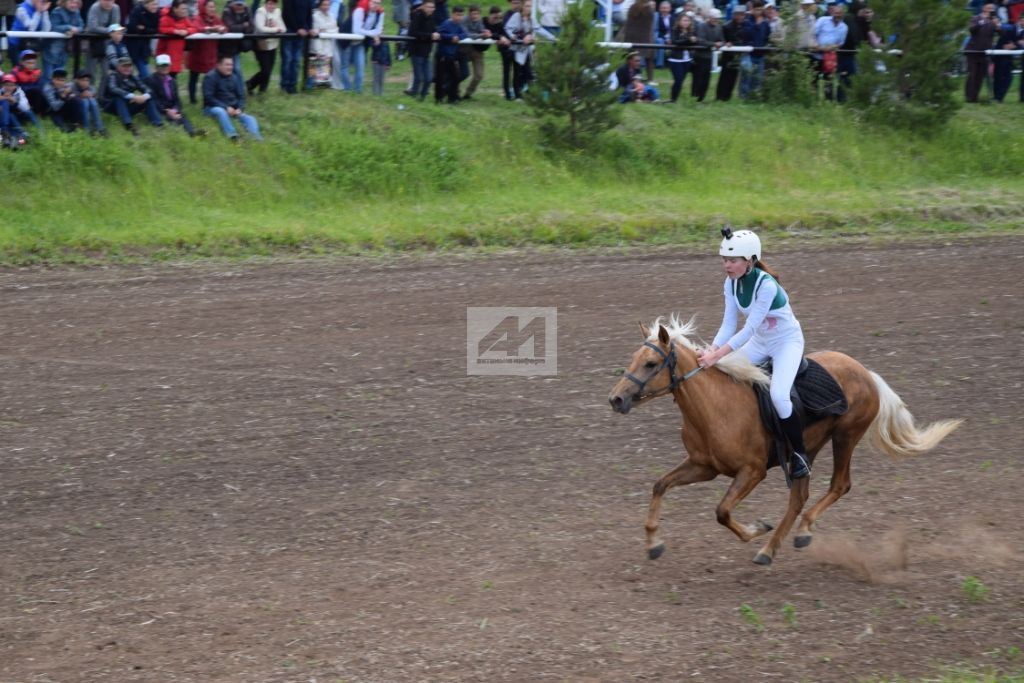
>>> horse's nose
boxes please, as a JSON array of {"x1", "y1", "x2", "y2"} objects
[{"x1": 609, "y1": 395, "x2": 631, "y2": 414}]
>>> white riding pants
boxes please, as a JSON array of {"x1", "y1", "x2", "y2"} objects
[{"x1": 738, "y1": 326, "x2": 805, "y2": 419}]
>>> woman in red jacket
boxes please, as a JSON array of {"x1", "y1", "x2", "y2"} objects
[
  {"x1": 156, "y1": 0, "x2": 196, "y2": 77},
  {"x1": 186, "y1": 0, "x2": 226, "y2": 103}
]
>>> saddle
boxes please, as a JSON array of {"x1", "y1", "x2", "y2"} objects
[{"x1": 753, "y1": 358, "x2": 849, "y2": 469}]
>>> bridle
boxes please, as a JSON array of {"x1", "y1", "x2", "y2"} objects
[{"x1": 624, "y1": 340, "x2": 704, "y2": 405}]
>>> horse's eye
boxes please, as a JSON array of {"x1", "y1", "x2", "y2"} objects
[{"x1": 644, "y1": 361, "x2": 658, "y2": 369}]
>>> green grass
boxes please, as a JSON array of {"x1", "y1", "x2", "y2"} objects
[{"x1": 3, "y1": 53, "x2": 1023, "y2": 264}]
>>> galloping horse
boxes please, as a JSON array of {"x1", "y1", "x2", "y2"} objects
[{"x1": 607, "y1": 315, "x2": 962, "y2": 566}]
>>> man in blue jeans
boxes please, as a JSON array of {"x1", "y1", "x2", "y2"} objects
[
  {"x1": 280, "y1": 0, "x2": 314, "y2": 93},
  {"x1": 103, "y1": 56, "x2": 163, "y2": 136},
  {"x1": 203, "y1": 55, "x2": 263, "y2": 140}
]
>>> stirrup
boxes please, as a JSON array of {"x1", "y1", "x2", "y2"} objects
[{"x1": 790, "y1": 452, "x2": 810, "y2": 480}]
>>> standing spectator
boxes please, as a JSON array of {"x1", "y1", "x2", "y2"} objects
[
  {"x1": 536, "y1": 0, "x2": 563, "y2": 36},
  {"x1": 103, "y1": 55, "x2": 162, "y2": 134},
  {"x1": 156, "y1": 0, "x2": 194, "y2": 77},
  {"x1": 9, "y1": 0, "x2": 52, "y2": 59},
  {"x1": 280, "y1": 0, "x2": 313, "y2": 93},
  {"x1": 715, "y1": 3, "x2": 747, "y2": 101},
  {"x1": 369, "y1": 14, "x2": 389, "y2": 93},
  {"x1": 653, "y1": 0, "x2": 673, "y2": 69},
  {"x1": 393, "y1": 0, "x2": 411, "y2": 60},
  {"x1": 795, "y1": 0, "x2": 816, "y2": 49},
  {"x1": 340, "y1": 0, "x2": 383, "y2": 93},
  {"x1": 836, "y1": 0, "x2": 877, "y2": 103},
  {"x1": 187, "y1": 0, "x2": 225, "y2": 102},
  {"x1": 619, "y1": 0, "x2": 655, "y2": 82},
  {"x1": 42, "y1": 66, "x2": 83, "y2": 129},
  {"x1": 812, "y1": 1, "x2": 846, "y2": 100},
  {"x1": 71, "y1": 69, "x2": 106, "y2": 134},
  {"x1": 988, "y1": 6, "x2": 1017, "y2": 101},
  {"x1": 308, "y1": 0, "x2": 336, "y2": 85},
  {"x1": 248, "y1": 0, "x2": 284, "y2": 93},
  {"x1": 85, "y1": 0, "x2": 120, "y2": 82},
  {"x1": 667, "y1": 11, "x2": 696, "y2": 102},
  {"x1": 44, "y1": 0, "x2": 83, "y2": 81},
  {"x1": 407, "y1": 0, "x2": 439, "y2": 100},
  {"x1": 1007, "y1": 12, "x2": 1024, "y2": 102},
  {"x1": 692, "y1": 6, "x2": 721, "y2": 101},
  {"x1": 966, "y1": 3, "x2": 999, "y2": 102},
  {"x1": 221, "y1": 0, "x2": 253, "y2": 78},
  {"x1": 739, "y1": 0, "x2": 769, "y2": 99},
  {"x1": 126, "y1": 0, "x2": 159, "y2": 78},
  {"x1": 104, "y1": 22, "x2": 129, "y2": 71},
  {"x1": 203, "y1": 53, "x2": 262, "y2": 139},
  {"x1": 504, "y1": 0, "x2": 534, "y2": 99},
  {"x1": 486, "y1": 1, "x2": 513, "y2": 99},
  {"x1": 0, "y1": 71, "x2": 39, "y2": 140},
  {"x1": 146, "y1": 52, "x2": 203, "y2": 134},
  {"x1": 434, "y1": 2, "x2": 465, "y2": 102},
  {"x1": 459, "y1": 3, "x2": 490, "y2": 100}
]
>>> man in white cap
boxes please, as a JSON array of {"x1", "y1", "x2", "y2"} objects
[{"x1": 146, "y1": 53, "x2": 205, "y2": 136}]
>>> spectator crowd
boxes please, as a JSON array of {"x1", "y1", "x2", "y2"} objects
[{"x1": 2, "y1": 0, "x2": 1023, "y2": 147}]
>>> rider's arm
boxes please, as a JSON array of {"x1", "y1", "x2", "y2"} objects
[
  {"x1": 711, "y1": 278, "x2": 738, "y2": 349},
  {"x1": 725, "y1": 275, "x2": 777, "y2": 351}
]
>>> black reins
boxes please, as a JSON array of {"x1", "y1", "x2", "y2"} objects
[{"x1": 625, "y1": 340, "x2": 704, "y2": 403}]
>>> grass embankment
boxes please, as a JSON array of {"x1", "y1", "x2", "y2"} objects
[{"x1": 2, "y1": 68, "x2": 1022, "y2": 264}]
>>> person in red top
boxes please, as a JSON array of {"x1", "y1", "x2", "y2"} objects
[
  {"x1": 186, "y1": 0, "x2": 226, "y2": 103},
  {"x1": 12, "y1": 49, "x2": 46, "y2": 114},
  {"x1": 156, "y1": 0, "x2": 196, "y2": 77}
]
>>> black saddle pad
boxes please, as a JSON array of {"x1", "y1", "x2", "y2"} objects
[{"x1": 754, "y1": 357, "x2": 849, "y2": 469}]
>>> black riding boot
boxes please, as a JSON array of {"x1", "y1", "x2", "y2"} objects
[{"x1": 779, "y1": 413, "x2": 810, "y2": 479}]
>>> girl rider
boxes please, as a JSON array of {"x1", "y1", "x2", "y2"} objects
[{"x1": 696, "y1": 229, "x2": 811, "y2": 480}]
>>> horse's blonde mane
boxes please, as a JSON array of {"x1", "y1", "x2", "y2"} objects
[{"x1": 647, "y1": 314, "x2": 769, "y2": 386}]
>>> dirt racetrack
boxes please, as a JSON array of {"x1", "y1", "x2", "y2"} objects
[{"x1": 1, "y1": 237, "x2": 1022, "y2": 683}]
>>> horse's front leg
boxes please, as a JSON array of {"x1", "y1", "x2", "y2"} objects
[
  {"x1": 753, "y1": 476, "x2": 810, "y2": 566},
  {"x1": 715, "y1": 465, "x2": 774, "y2": 547},
  {"x1": 646, "y1": 459, "x2": 717, "y2": 560}
]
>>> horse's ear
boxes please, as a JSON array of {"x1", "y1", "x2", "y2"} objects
[
  {"x1": 638, "y1": 321, "x2": 650, "y2": 338},
  {"x1": 658, "y1": 325, "x2": 670, "y2": 345}
]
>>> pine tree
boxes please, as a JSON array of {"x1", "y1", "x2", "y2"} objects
[
  {"x1": 525, "y1": 1, "x2": 622, "y2": 150},
  {"x1": 761, "y1": 3, "x2": 819, "y2": 106},
  {"x1": 849, "y1": 0, "x2": 964, "y2": 133}
]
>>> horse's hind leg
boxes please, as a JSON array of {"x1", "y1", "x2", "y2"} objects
[
  {"x1": 794, "y1": 431, "x2": 860, "y2": 548},
  {"x1": 645, "y1": 459, "x2": 717, "y2": 560},
  {"x1": 754, "y1": 477, "x2": 810, "y2": 565}
]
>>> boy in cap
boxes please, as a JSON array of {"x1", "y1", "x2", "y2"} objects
[
  {"x1": 12, "y1": 49, "x2": 47, "y2": 114},
  {"x1": 146, "y1": 54, "x2": 205, "y2": 136},
  {"x1": 0, "y1": 73, "x2": 36, "y2": 145},
  {"x1": 104, "y1": 23, "x2": 131, "y2": 72},
  {"x1": 71, "y1": 70, "x2": 108, "y2": 136},
  {"x1": 104, "y1": 55, "x2": 163, "y2": 135},
  {"x1": 42, "y1": 68, "x2": 85, "y2": 131}
]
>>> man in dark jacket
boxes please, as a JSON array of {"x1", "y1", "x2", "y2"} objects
[
  {"x1": 203, "y1": 54, "x2": 263, "y2": 139},
  {"x1": 103, "y1": 55, "x2": 162, "y2": 134},
  {"x1": 280, "y1": 0, "x2": 313, "y2": 93},
  {"x1": 964, "y1": 2, "x2": 999, "y2": 103},
  {"x1": 693, "y1": 7, "x2": 723, "y2": 102},
  {"x1": 407, "y1": 0, "x2": 440, "y2": 100},
  {"x1": 221, "y1": 0, "x2": 254, "y2": 78},
  {"x1": 147, "y1": 53, "x2": 203, "y2": 135},
  {"x1": 992, "y1": 13, "x2": 1023, "y2": 101},
  {"x1": 716, "y1": 4, "x2": 749, "y2": 101}
]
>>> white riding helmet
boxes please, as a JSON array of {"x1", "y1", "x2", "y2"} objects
[{"x1": 719, "y1": 229, "x2": 761, "y2": 261}]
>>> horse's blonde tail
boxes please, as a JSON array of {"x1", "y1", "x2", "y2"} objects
[{"x1": 867, "y1": 371, "x2": 963, "y2": 459}]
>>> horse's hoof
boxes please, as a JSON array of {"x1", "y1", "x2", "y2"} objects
[
  {"x1": 648, "y1": 543, "x2": 665, "y2": 560},
  {"x1": 752, "y1": 552, "x2": 773, "y2": 566},
  {"x1": 794, "y1": 535, "x2": 813, "y2": 549},
  {"x1": 756, "y1": 519, "x2": 774, "y2": 532}
]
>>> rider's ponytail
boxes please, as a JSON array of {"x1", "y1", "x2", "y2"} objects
[{"x1": 753, "y1": 258, "x2": 781, "y2": 283}]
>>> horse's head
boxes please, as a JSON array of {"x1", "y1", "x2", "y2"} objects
[{"x1": 608, "y1": 322, "x2": 679, "y2": 414}]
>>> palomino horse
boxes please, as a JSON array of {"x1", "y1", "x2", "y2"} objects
[{"x1": 607, "y1": 316, "x2": 962, "y2": 565}]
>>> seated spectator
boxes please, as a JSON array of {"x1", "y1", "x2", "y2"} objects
[
  {"x1": 104, "y1": 23, "x2": 130, "y2": 72},
  {"x1": 202, "y1": 54, "x2": 262, "y2": 141},
  {"x1": 12, "y1": 49, "x2": 47, "y2": 115},
  {"x1": 436, "y1": 4, "x2": 467, "y2": 103},
  {"x1": 103, "y1": 55, "x2": 163, "y2": 135},
  {"x1": 459, "y1": 4, "x2": 491, "y2": 100},
  {"x1": 9, "y1": 0, "x2": 53, "y2": 61},
  {"x1": 248, "y1": 0, "x2": 286, "y2": 95},
  {"x1": 126, "y1": 0, "x2": 161, "y2": 79},
  {"x1": 42, "y1": 67, "x2": 85, "y2": 131},
  {"x1": 220, "y1": 0, "x2": 254, "y2": 78},
  {"x1": 0, "y1": 73, "x2": 40, "y2": 143},
  {"x1": 45, "y1": 0, "x2": 84, "y2": 82},
  {"x1": 71, "y1": 70, "x2": 107, "y2": 136},
  {"x1": 614, "y1": 51, "x2": 659, "y2": 102},
  {"x1": 156, "y1": 0, "x2": 196, "y2": 80},
  {"x1": 187, "y1": 0, "x2": 226, "y2": 104},
  {"x1": 146, "y1": 53, "x2": 205, "y2": 136}
]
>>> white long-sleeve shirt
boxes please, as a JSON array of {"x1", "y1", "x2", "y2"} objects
[{"x1": 712, "y1": 269, "x2": 801, "y2": 351}]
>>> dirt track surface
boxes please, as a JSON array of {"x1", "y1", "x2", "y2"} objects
[{"x1": 1, "y1": 239, "x2": 1022, "y2": 683}]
